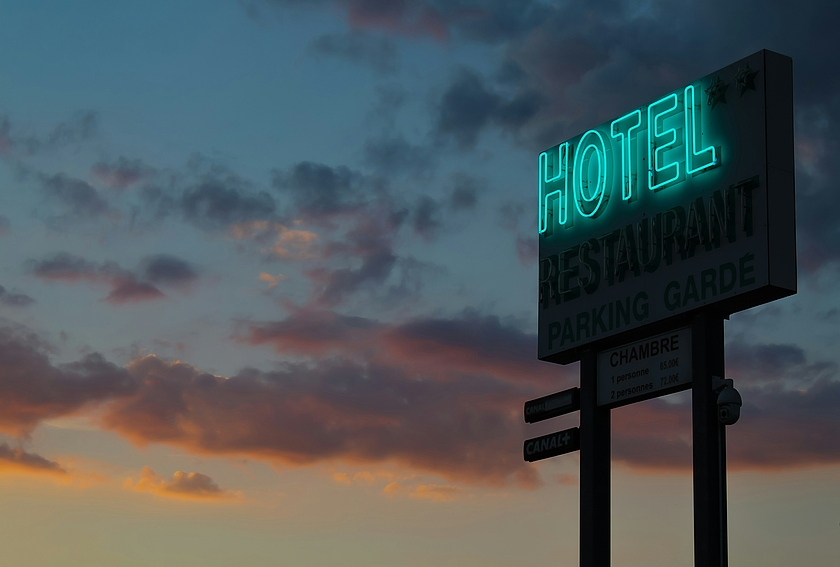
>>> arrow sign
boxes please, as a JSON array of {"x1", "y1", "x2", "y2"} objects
[
  {"x1": 523, "y1": 427, "x2": 580, "y2": 462},
  {"x1": 524, "y1": 388, "x2": 579, "y2": 423}
]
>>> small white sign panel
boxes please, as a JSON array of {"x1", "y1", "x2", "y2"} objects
[{"x1": 597, "y1": 327, "x2": 692, "y2": 407}]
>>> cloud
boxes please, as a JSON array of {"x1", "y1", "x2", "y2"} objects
[
  {"x1": 793, "y1": 103, "x2": 840, "y2": 271},
  {"x1": 258, "y1": 272, "x2": 288, "y2": 288},
  {"x1": 229, "y1": 221, "x2": 320, "y2": 260},
  {"x1": 0, "y1": 285, "x2": 35, "y2": 307},
  {"x1": 408, "y1": 483, "x2": 465, "y2": 502},
  {"x1": 435, "y1": 68, "x2": 501, "y2": 149},
  {"x1": 105, "y1": 280, "x2": 166, "y2": 304},
  {"x1": 2, "y1": 320, "x2": 839, "y2": 487},
  {"x1": 0, "y1": 116, "x2": 11, "y2": 154},
  {"x1": 726, "y1": 378, "x2": 840, "y2": 470},
  {"x1": 0, "y1": 443, "x2": 67, "y2": 476},
  {"x1": 515, "y1": 235, "x2": 537, "y2": 266},
  {"x1": 311, "y1": 31, "x2": 399, "y2": 74},
  {"x1": 44, "y1": 111, "x2": 98, "y2": 149},
  {"x1": 273, "y1": 161, "x2": 427, "y2": 305},
  {"x1": 381, "y1": 480, "x2": 466, "y2": 502},
  {"x1": 241, "y1": 314, "x2": 840, "y2": 476},
  {"x1": 91, "y1": 156, "x2": 156, "y2": 189},
  {"x1": 448, "y1": 174, "x2": 480, "y2": 211},
  {"x1": 342, "y1": 0, "x2": 449, "y2": 39},
  {"x1": 305, "y1": 211, "x2": 405, "y2": 306},
  {"x1": 380, "y1": 311, "x2": 556, "y2": 383},
  {"x1": 27, "y1": 252, "x2": 108, "y2": 283},
  {"x1": 243, "y1": 307, "x2": 378, "y2": 355},
  {"x1": 610, "y1": 340, "x2": 840, "y2": 473},
  {"x1": 555, "y1": 473, "x2": 577, "y2": 485},
  {"x1": 0, "y1": 111, "x2": 97, "y2": 156},
  {"x1": 434, "y1": 68, "x2": 541, "y2": 149},
  {"x1": 366, "y1": 85, "x2": 407, "y2": 129},
  {"x1": 140, "y1": 255, "x2": 199, "y2": 289},
  {"x1": 41, "y1": 173, "x2": 112, "y2": 220},
  {"x1": 363, "y1": 135, "x2": 436, "y2": 177},
  {"x1": 725, "y1": 339, "x2": 836, "y2": 388},
  {"x1": 0, "y1": 326, "x2": 136, "y2": 436},
  {"x1": 496, "y1": 200, "x2": 525, "y2": 232},
  {"x1": 124, "y1": 466, "x2": 240, "y2": 501},
  {"x1": 411, "y1": 196, "x2": 441, "y2": 239},
  {"x1": 331, "y1": 469, "x2": 396, "y2": 486},
  {"x1": 0, "y1": 216, "x2": 10, "y2": 236},
  {"x1": 245, "y1": 0, "x2": 840, "y2": 204},
  {"x1": 269, "y1": 160, "x2": 462, "y2": 304},
  {"x1": 611, "y1": 376, "x2": 840, "y2": 473},
  {"x1": 252, "y1": 0, "x2": 548, "y2": 43},
  {"x1": 27, "y1": 252, "x2": 199, "y2": 304},
  {"x1": 305, "y1": 239, "x2": 398, "y2": 306},
  {"x1": 97, "y1": 353, "x2": 539, "y2": 487},
  {"x1": 270, "y1": 229, "x2": 320, "y2": 260},
  {"x1": 272, "y1": 161, "x2": 372, "y2": 221},
  {"x1": 242, "y1": 307, "x2": 564, "y2": 385},
  {"x1": 180, "y1": 181, "x2": 276, "y2": 231},
  {"x1": 0, "y1": 319, "x2": 550, "y2": 488}
]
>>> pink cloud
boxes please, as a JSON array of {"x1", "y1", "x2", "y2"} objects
[{"x1": 28, "y1": 252, "x2": 200, "y2": 305}]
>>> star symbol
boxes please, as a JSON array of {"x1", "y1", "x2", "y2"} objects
[
  {"x1": 705, "y1": 76, "x2": 728, "y2": 110},
  {"x1": 734, "y1": 64, "x2": 759, "y2": 96}
]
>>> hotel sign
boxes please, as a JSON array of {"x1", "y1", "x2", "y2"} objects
[{"x1": 538, "y1": 50, "x2": 796, "y2": 364}]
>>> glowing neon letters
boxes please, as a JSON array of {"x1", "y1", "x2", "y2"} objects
[
  {"x1": 684, "y1": 85, "x2": 718, "y2": 175},
  {"x1": 539, "y1": 142, "x2": 570, "y2": 233},
  {"x1": 539, "y1": 83, "x2": 720, "y2": 235},
  {"x1": 573, "y1": 130, "x2": 610, "y2": 218},
  {"x1": 610, "y1": 110, "x2": 641, "y2": 201},
  {"x1": 648, "y1": 93, "x2": 681, "y2": 191}
]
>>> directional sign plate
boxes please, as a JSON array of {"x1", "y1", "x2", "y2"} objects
[
  {"x1": 523, "y1": 427, "x2": 580, "y2": 462},
  {"x1": 524, "y1": 387, "x2": 580, "y2": 423},
  {"x1": 597, "y1": 327, "x2": 692, "y2": 408}
]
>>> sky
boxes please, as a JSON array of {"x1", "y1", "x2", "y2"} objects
[{"x1": 0, "y1": 1, "x2": 838, "y2": 565}]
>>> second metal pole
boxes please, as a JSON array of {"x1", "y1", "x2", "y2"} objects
[
  {"x1": 580, "y1": 349, "x2": 610, "y2": 567},
  {"x1": 692, "y1": 314, "x2": 728, "y2": 567}
]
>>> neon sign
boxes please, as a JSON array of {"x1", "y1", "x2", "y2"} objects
[
  {"x1": 537, "y1": 50, "x2": 797, "y2": 364},
  {"x1": 539, "y1": 83, "x2": 720, "y2": 234}
]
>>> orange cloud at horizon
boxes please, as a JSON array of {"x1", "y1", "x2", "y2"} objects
[
  {"x1": 124, "y1": 466, "x2": 241, "y2": 502},
  {"x1": 382, "y1": 481, "x2": 466, "y2": 502},
  {"x1": 2, "y1": 320, "x2": 840, "y2": 492},
  {"x1": 0, "y1": 443, "x2": 67, "y2": 478}
]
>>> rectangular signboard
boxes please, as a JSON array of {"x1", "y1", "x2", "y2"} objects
[
  {"x1": 523, "y1": 427, "x2": 580, "y2": 462},
  {"x1": 597, "y1": 327, "x2": 692, "y2": 408},
  {"x1": 538, "y1": 50, "x2": 795, "y2": 364},
  {"x1": 524, "y1": 387, "x2": 580, "y2": 423}
]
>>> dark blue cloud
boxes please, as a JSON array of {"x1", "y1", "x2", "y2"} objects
[{"x1": 310, "y1": 30, "x2": 399, "y2": 74}]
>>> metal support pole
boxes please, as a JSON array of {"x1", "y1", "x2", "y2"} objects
[
  {"x1": 692, "y1": 314, "x2": 728, "y2": 567},
  {"x1": 580, "y1": 349, "x2": 610, "y2": 567}
]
